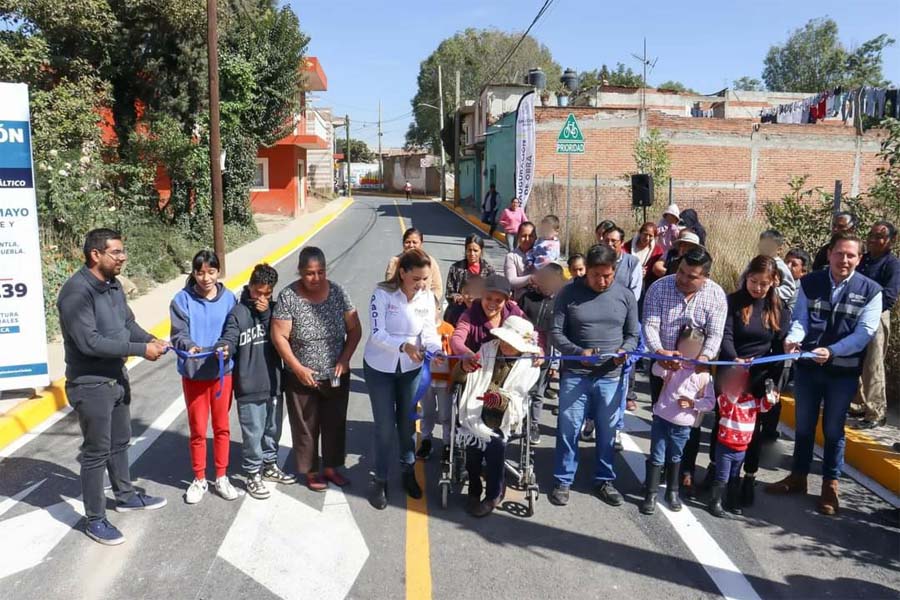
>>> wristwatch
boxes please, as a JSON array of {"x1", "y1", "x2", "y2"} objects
[{"x1": 399, "y1": 342, "x2": 406, "y2": 353}]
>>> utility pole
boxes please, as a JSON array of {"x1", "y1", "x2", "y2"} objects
[
  {"x1": 437, "y1": 65, "x2": 446, "y2": 202},
  {"x1": 453, "y1": 69, "x2": 460, "y2": 204},
  {"x1": 377, "y1": 100, "x2": 383, "y2": 190},
  {"x1": 207, "y1": 0, "x2": 225, "y2": 274},
  {"x1": 345, "y1": 114, "x2": 351, "y2": 197}
]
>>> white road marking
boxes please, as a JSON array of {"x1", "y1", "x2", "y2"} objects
[
  {"x1": 0, "y1": 494, "x2": 84, "y2": 579},
  {"x1": 127, "y1": 394, "x2": 185, "y2": 465},
  {"x1": 217, "y1": 486, "x2": 369, "y2": 600},
  {"x1": 620, "y1": 432, "x2": 762, "y2": 600},
  {"x1": 0, "y1": 478, "x2": 46, "y2": 518},
  {"x1": 0, "y1": 406, "x2": 72, "y2": 459}
]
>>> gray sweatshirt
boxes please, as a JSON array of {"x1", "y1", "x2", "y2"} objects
[
  {"x1": 57, "y1": 266, "x2": 153, "y2": 383},
  {"x1": 551, "y1": 277, "x2": 640, "y2": 377}
]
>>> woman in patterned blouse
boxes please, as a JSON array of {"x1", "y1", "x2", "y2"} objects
[{"x1": 271, "y1": 246, "x2": 362, "y2": 491}]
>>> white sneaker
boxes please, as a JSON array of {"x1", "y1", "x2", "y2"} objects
[
  {"x1": 185, "y1": 479, "x2": 208, "y2": 504},
  {"x1": 215, "y1": 476, "x2": 239, "y2": 501}
]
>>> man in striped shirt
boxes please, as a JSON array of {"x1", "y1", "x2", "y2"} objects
[
  {"x1": 642, "y1": 249, "x2": 728, "y2": 495},
  {"x1": 642, "y1": 248, "x2": 728, "y2": 384}
]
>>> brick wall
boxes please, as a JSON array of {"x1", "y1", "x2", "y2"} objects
[{"x1": 528, "y1": 108, "x2": 886, "y2": 226}]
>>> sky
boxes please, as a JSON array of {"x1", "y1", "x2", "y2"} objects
[{"x1": 286, "y1": 0, "x2": 900, "y2": 149}]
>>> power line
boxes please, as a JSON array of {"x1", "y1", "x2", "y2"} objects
[{"x1": 480, "y1": 0, "x2": 556, "y2": 88}]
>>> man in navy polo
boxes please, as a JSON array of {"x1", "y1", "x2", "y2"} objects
[{"x1": 766, "y1": 231, "x2": 882, "y2": 515}]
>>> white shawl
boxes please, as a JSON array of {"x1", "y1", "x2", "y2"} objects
[{"x1": 456, "y1": 340, "x2": 541, "y2": 450}]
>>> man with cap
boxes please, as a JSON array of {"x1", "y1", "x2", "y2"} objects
[
  {"x1": 450, "y1": 274, "x2": 525, "y2": 369},
  {"x1": 651, "y1": 229, "x2": 703, "y2": 280},
  {"x1": 549, "y1": 245, "x2": 640, "y2": 507},
  {"x1": 657, "y1": 204, "x2": 682, "y2": 253},
  {"x1": 767, "y1": 231, "x2": 881, "y2": 515}
]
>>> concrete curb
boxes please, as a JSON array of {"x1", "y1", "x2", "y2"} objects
[
  {"x1": 779, "y1": 395, "x2": 900, "y2": 495},
  {"x1": 0, "y1": 198, "x2": 354, "y2": 451},
  {"x1": 438, "y1": 198, "x2": 900, "y2": 496},
  {"x1": 433, "y1": 200, "x2": 507, "y2": 245}
]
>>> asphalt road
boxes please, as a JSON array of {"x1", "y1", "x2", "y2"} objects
[{"x1": 0, "y1": 195, "x2": 898, "y2": 600}]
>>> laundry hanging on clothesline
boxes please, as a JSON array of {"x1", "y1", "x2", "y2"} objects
[{"x1": 760, "y1": 85, "x2": 900, "y2": 125}]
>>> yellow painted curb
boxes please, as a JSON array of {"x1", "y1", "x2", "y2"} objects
[
  {"x1": 780, "y1": 394, "x2": 900, "y2": 495},
  {"x1": 0, "y1": 198, "x2": 354, "y2": 451}
]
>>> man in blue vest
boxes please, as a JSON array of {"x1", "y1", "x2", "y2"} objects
[{"x1": 766, "y1": 231, "x2": 882, "y2": 515}]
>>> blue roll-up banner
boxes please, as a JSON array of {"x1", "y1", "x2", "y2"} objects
[{"x1": 0, "y1": 83, "x2": 50, "y2": 390}]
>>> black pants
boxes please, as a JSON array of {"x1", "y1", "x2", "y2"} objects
[
  {"x1": 529, "y1": 360, "x2": 551, "y2": 423},
  {"x1": 681, "y1": 408, "x2": 779, "y2": 476},
  {"x1": 649, "y1": 364, "x2": 663, "y2": 406},
  {"x1": 405, "y1": 191, "x2": 411, "y2": 200},
  {"x1": 68, "y1": 378, "x2": 136, "y2": 521},
  {"x1": 466, "y1": 436, "x2": 506, "y2": 501}
]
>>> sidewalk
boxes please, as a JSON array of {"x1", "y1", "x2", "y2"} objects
[
  {"x1": 0, "y1": 197, "x2": 353, "y2": 448},
  {"x1": 441, "y1": 198, "x2": 900, "y2": 498}
]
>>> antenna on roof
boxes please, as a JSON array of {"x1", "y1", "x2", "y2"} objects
[{"x1": 631, "y1": 38, "x2": 657, "y2": 125}]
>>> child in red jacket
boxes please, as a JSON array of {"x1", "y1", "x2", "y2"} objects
[{"x1": 709, "y1": 367, "x2": 779, "y2": 518}]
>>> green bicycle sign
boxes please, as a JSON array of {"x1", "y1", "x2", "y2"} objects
[{"x1": 556, "y1": 113, "x2": 584, "y2": 154}]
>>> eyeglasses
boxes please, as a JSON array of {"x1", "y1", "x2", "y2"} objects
[{"x1": 104, "y1": 250, "x2": 128, "y2": 260}]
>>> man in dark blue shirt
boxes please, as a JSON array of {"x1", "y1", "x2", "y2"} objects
[
  {"x1": 549, "y1": 245, "x2": 640, "y2": 508},
  {"x1": 57, "y1": 229, "x2": 170, "y2": 545},
  {"x1": 853, "y1": 220, "x2": 899, "y2": 429}
]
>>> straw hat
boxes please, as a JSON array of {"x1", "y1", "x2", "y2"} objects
[
  {"x1": 491, "y1": 316, "x2": 542, "y2": 354},
  {"x1": 677, "y1": 231, "x2": 702, "y2": 248}
]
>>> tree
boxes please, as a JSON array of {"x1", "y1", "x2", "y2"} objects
[
  {"x1": 336, "y1": 138, "x2": 375, "y2": 163},
  {"x1": 406, "y1": 28, "x2": 562, "y2": 152},
  {"x1": 732, "y1": 76, "x2": 764, "y2": 91},
  {"x1": 762, "y1": 18, "x2": 894, "y2": 92},
  {"x1": 656, "y1": 80, "x2": 696, "y2": 94},
  {"x1": 599, "y1": 63, "x2": 643, "y2": 87}
]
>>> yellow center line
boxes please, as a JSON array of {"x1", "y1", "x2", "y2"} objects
[{"x1": 396, "y1": 196, "x2": 433, "y2": 600}]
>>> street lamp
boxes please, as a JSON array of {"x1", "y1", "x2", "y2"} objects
[{"x1": 417, "y1": 90, "x2": 446, "y2": 202}]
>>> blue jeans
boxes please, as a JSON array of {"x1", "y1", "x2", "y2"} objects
[
  {"x1": 554, "y1": 371, "x2": 624, "y2": 485},
  {"x1": 237, "y1": 395, "x2": 284, "y2": 473},
  {"x1": 363, "y1": 361, "x2": 421, "y2": 481},
  {"x1": 649, "y1": 415, "x2": 692, "y2": 466},
  {"x1": 714, "y1": 442, "x2": 745, "y2": 484},
  {"x1": 792, "y1": 364, "x2": 859, "y2": 480}
]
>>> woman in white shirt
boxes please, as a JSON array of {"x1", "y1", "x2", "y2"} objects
[{"x1": 364, "y1": 248, "x2": 443, "y2": 510}]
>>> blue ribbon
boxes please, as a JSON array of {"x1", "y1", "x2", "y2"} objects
[
  {"x1": 168, "y1": 347, "x2": 227, "y2": 399},
  {"x1": 407, "y1": 349, "x2": 815, "y2": 421}
]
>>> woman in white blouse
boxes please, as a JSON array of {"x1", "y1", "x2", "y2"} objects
[{"x1": 364, "y1": 248, "x2": 443, "y2": 510}]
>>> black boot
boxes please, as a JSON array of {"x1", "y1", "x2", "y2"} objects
[
  {"x1": 726, "y1": 478, "x2": 743, "y2": 515},
  {"x1": 368, "y1": 478, "x2": 388, "y2": 510},
  {"x1": 640, "y1": 462, "x2": 662, "y2": 515},
  {"x1": 741, "y1": 474, "x2": 756, "y2": 507},
  {"x1": 665, "y1": 462, "x2": 683, "y2": 512},
  {"x1": 708, "y1": 481, "x2": 727, "y2": 518},
  {"x1": 402, "y1": 469, "x2": 423, "y2": 499}
]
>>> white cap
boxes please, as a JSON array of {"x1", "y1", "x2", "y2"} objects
[
  {"x1": 663, "y1": 203, "x2": 680, "y2": 218},
  {"x1": 677, "y1": 231, "x2": 701, "y2": 247}
]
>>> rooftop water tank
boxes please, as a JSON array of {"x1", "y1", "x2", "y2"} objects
[
  {"x1": 561, "y1": 68, "x2": 578, "y2": 92},
  {"x1": 527, "y1": 68, "x2": 547, "y2": 90}
]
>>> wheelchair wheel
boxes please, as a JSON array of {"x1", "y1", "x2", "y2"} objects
[
  {"x1": 526, "y1": 488, "x2": 537, "y2": 518},
  {"x1": 440, "y1": 480, "x2": 450, "y2": 509}
]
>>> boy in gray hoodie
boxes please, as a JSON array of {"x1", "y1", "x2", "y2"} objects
[{"x1": 216, "y1": 264, "x2": 295, "y2": 499}]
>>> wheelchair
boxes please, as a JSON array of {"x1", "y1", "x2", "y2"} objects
[{"x1": 438, "y1": 378, "x2": 540, "y2": 517}]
